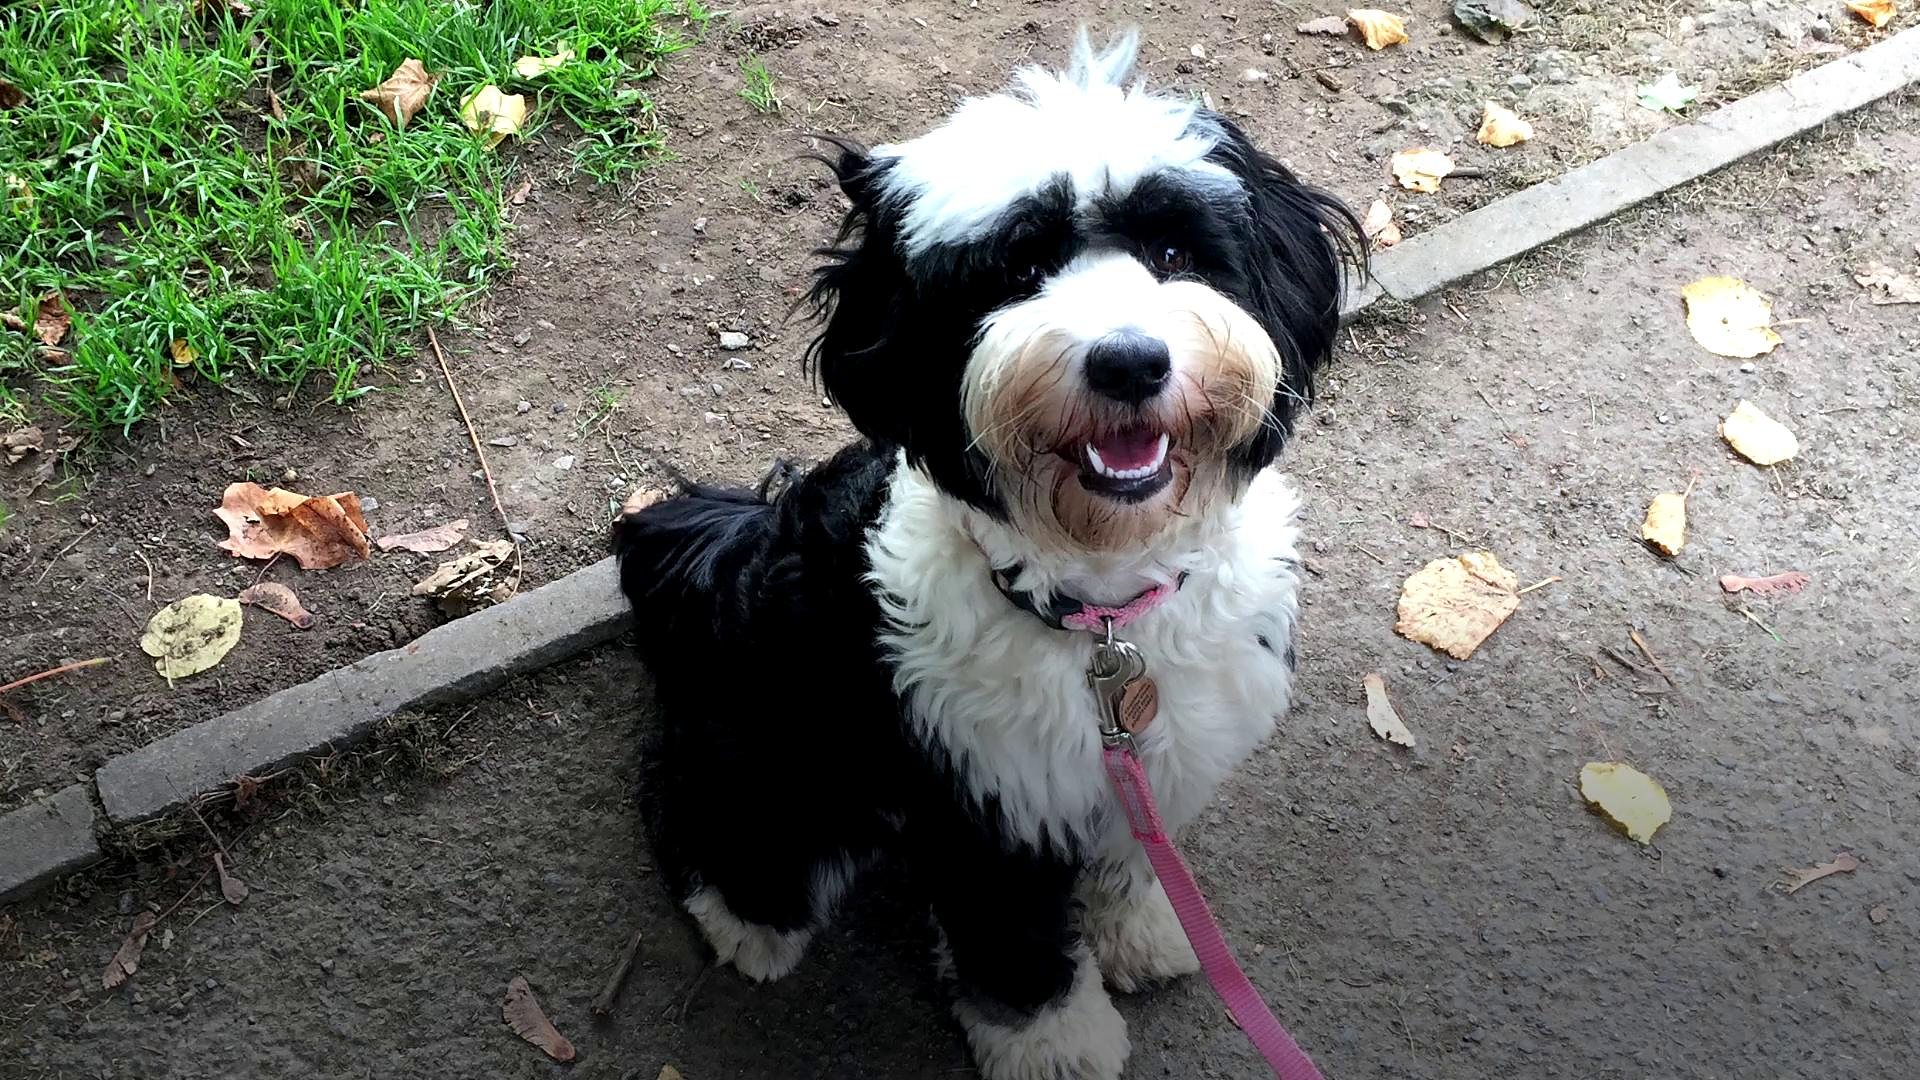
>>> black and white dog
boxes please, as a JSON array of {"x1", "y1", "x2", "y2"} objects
[{"x1": 615, "y1": 30, "x2": 1357, "y2": 1080}]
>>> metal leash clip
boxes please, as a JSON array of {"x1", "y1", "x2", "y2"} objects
[{"x1": 1087, "y1": 617, "x2": 1148, "y2": 752}]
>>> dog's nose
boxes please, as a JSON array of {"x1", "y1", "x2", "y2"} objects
[{"x1": 1084, "y1": 331, "x2": 1171, "y2": 407}]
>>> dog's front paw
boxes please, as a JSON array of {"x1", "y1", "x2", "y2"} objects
[
  {"x1": 954, "y1": 954, "x2": 1130, "y2": 1080},
  {"x1": 1088, "y1": 877, "x2": 1199, "y2": 993},
  {"x1": 684, "y1": 887, "x2": 813, "y2": 982}
]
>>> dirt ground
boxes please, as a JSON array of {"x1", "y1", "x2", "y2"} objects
[
  {"x1": 4, "y1": 56, "x2": 1917, "y2": 1079},
  {"x1": 0, "y1": 0, "x2": 1899, "y2": 808}
]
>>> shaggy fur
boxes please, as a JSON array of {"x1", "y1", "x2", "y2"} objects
[{"x1": 614, "y1": 29, "x2": 1358, "y2": 1080}]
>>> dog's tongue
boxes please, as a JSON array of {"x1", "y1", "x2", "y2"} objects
[{"x1": 1089, "y1": 429, "x2": 1165, "y2": 472}]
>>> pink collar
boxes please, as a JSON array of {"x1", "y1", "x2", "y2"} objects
[{"x1": 986, "y1": 563, "x2": 1186, "y2": 633}]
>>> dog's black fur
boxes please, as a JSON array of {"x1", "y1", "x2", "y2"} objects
[{"x1": 615, "y1": 122, "x2": 1357, "y2": 1020}]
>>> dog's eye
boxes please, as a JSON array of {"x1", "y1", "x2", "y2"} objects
[
  {"x1": 1148, "y1": 245, "x2": 1192, "y2": 277},
  {"x1": 1014, "y1": 262, "x2": 1046, "y2": 285}
]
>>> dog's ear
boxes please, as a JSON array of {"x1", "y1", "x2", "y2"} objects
[
  {"x1": 1206, "y1": 117, "x2": 1364, "y2": 466},
  {"x1": 803, "y1": 138, "x2": 915, "y2": 449}
]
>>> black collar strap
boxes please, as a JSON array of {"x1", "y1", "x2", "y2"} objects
[{"x1": 988, "y1": 562, "x2": 1188, "y2": 632}]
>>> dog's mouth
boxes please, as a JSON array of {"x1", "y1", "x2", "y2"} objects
[{"x1": 1067, "y1": 427, "x2": 1173, "y2": 502}]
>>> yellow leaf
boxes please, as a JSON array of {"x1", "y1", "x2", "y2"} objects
[
  {"x1": 359, "y1": 59, "x2": 439, "y2": 129},
  {"x1": 460, "y1": 85, "x2": 528, "y2": 150},
  {"x1": 140, "y1": 594, "x2": 243, "y2": 680},
  {"x1": 1347, "y1": 9, "x2": 1410, "y2": 49},
  {"x1": 1362, "y1": 673, "x2": 1414, "y2": 747},
  {"x1": 513, "y1": 48, "x2": 575, "y2": 79},
  {"x1": 1361, "y1": 198, "x2": 1401, "y2": 247},
  {"x1": 1393, "y1": 551, "x2": 1519, "y2": 660},
  {"x1": 1681, "y1": 276, "x2": 1781, "y2": 358},
  {"x1": 1719, "y1": 400, "x2": 1798, "y2": 466},
  {"x1": 1846, "y1": 0, "x2": 1896, "y2": 28},
  {"x1": 1580, "y1": 762, "x2": 1671, "y2": 844},
  {"x1": 1476, "y1": 102, "x2": 1533, "y2": 147},
  {"x1": 169, "y1": 339, "x2": 197, "y2": 367},
  {"x1": 1640, "y1": 491, "x2": 1687, "y2": 556},
  {"x1": 1390, "y1": 147, "x2": 1454, "y2": 193}
]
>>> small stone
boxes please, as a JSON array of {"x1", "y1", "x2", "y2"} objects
[
  {"x1": 1740, "y1": 362, "x2": 1756, "y2": 373},
  {"x1": 281, "y1": 467, "x2": 299, "y2": 483},
  {"x1": 1241, "y1": 68, "x2": 1270, "y2": 82},
  {"x1": 1189, "y1": 42, "x2": 1207, "y2": 60},
  {"x1": 118, "y1": 892, "x2": 135, "y2": 915},
  {"x1": 1453, "y1": 0, "x2": 1537, "y2": 44},
  {"x1": 717, "y1": 330, "x2": 752, "y2": 351},
  {"x1": 813, "y1": 11, "x2": 840, "y2": 25},
  {"x1": 722, "y1": 357, "x2": 754, "y2": 371},
  {"x1": 536, "y1": 319, "x2": 556, "y2": 332},
  {"x1": 552, "y1": 455, "x2": 575, "y2": 471},
  {"x1": 507, "y1": 520, "x2": 531, "y2": 538},
  {"x1": 360, "y1": 496, "x2": 379, "y2": 513},
  {"x1": 204, "y1": 978, "x2": 217, "y2": 990},
  {"x1": 692, "y1": 216, "x2": 708, "y2": 233},
  {"x1": 1506, "y1": 74, "x2": 1534, "y2": 92},
  {"x1": 1869, "y1": 905, "x2": 1890, "y2": 924},
  {"x1": 513, "y1": 329, "x2": 532, "y2": 347},
  {"x1": 516, "y1": 400, "x2": 531, "y2": 414},
  {"x1": 486, "y1": 435, "x2": 517, "y2": 448},
  {"x1": 319, "y1": 958, "x2": 335, "y2": 974},
  {"x1": 1809, "y1": 17, "x2": 1832, "y2": 41}
]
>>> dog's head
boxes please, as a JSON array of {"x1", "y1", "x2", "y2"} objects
[{"x1": 807, "y1": 30, "x2": 1360, "y2": 552}]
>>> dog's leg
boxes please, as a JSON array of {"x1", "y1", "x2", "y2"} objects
[
  {"x1": 1080, "y1": 853, "x2": 1199, "y2": 993},
  {"x1": 913, "y1": 817, "x2": 1128, "y2": 1080},
  {"x1": 683, "y1": 853, "x2": 858, "y2": 983}
]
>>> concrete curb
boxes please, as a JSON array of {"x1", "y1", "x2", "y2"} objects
[
  {"x1": 4, "y1": 35, "x2": 1918, "y2": 905},
  {"x1": 1343, "y1": 26, "x2": 1920, "y2": 318}
]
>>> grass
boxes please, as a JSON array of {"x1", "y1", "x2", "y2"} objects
[
  {"x1": 0, "y1": 0, "x2": 707, "y2": 435},
  {"x1": 738, "y1": 53, "x2": 780, "y2": 114}
]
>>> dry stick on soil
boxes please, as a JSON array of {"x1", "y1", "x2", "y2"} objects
[
  {"x1": 0, "y1": 657, "x2": 109, "y2": 697},
  {"x1": 1629, "y1": 630, "x2": 1673, "y2": 684},
  {"x1": 1516, "y1": 575, "x2": 1562, "y2": 595},
  {"x1": 425, "y1": 325, "x2": 522, "y2": 599},
  {"x1": 593, "y1": 928, "x2": 646, "y2": 1015},
  {"x1": 35, "y1": 524, "x2": 98, "y2": 584}
]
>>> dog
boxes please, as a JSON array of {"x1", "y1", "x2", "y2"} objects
[{"x1": 613, "y1": 30, "x2": 1358, "y2": 1080}]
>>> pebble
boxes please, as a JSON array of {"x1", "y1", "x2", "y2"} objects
[
  {"x1": 552, "y1": 455, "x2": 575, "y2": 471},
  {"x1": 282, "y1": 467, "x2": 299, "y2": 483},
  {"x1": 722, "y1": 357, "x2": 754, "y2": 371},
  {"x1": 486, "y1": 435, "x2": 518, "y2": 447},
  {"x1": 204, "y1": 978, "x2": 217, "y2": 990},
  {"x1": 717, "y1": 330, "x2": 753, "y2": 351},
  {"x1": 1740, "y1": 362, "x2": 1756, "y2": 373},
  {"x1": 507, "y1": 521, "x2": 531, "y2": 537},
  {"x1": 513, "y1": 329, "x2": 532, "y2": 347},
  {"x1": 516, "y1": 400, "x2": 531, "y2": 414},
  {"x1": 692, "y1": 216, "x2": 708, "y2": 233},
  {"x1": 118, "y1": 892, "x2": 135, "y2": 915},
  {"x1": 361, "y1": 496, "x2": 380, "y2": 513},
  {"x1": 319, "y1": 958, "x2": 335, "y2": 974}
]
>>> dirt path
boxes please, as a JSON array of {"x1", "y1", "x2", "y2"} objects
[
  {"x1": 5, "y1": 85, "x2": 1917, "y2": 1078},
  {"x1": 0, "y1": 0, "x2": 1890, "y2": 807}
]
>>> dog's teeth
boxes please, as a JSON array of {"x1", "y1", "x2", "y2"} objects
[{"x1": 1085, "y1": 444, "x2": 1111, "y2": 477}]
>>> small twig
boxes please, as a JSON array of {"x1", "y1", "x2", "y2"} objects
[
  {"x1": 133, "y1": 550, "x2": 156, "y2": 606},
  {"x1": 593, "y1": 929, "x2": 646, "y2": 1015},
  {"x1": 185, "y1": 802, "x2": 228, "y2": 859},
  {"x1": 35, "y1": 524, "x2": 98, "y2": 584},
  {"x1": 1516, "y1": 575, "x2": 1562, "y2": 595},
  {"x1": 1476, "y1": 389, "x2": 1511, "y2": 434},
  {"x1": 1353, "y1": 544, "x2": 1389, "y2": 565},
  {"x1": 153, "y1": 865, "x2": 218, "y2": 926},
  {"x1": 426, "y1": 325, "x2": 522, "y2": 599},
  {"x1": 1629, "y1": 630, "x2": 1674, "y2": 684},
  {"x1": 0, "y1": 657, "x2": 110, "y2": 697},
  {"x1": 1738, "y1": 605, "x2": 1783, "y2": 642},
  {"x1": 1600, "y1": 646, "x2": 1659, "y2": 678}
]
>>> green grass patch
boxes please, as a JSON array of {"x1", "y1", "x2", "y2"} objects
[
  {"x1": 738, "y1": 53, "x2": 779, "y2": 114},
  {"x1": 0, "y1": 0, "x2": 706, "y2": 434}
]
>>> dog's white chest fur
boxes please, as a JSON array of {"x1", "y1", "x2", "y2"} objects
[{"x1": 866, "y1": 463, "x2": 1302, "y2": 859}]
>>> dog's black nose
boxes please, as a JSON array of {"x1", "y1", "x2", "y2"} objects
[{"x1": 1083, "y1": 332, "x2": 1171, "y2": 407}]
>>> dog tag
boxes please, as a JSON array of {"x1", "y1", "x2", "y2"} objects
[{"x1": 1116, "y1": 676, "x2": 1158, "y2": 736}]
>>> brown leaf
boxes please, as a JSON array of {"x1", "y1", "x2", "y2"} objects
[
  {"x1": 33, "y1": 292, "x2": 70, "y2": 346},
  {"x1": 1719, "y1": 571, "x2": 1809, "y2": 596},
  {"x1": 503, "y1": 975, "x2": 577, "y2": 1062},
  {"x1": 2, "y1": 425, "x2": 44, "y2": 465},
  {"x1": 1846, "y1": 0, "x2": 1896, "y2": 28},
  {"x1": 375, "y1": 518, "x2": 470, "y2": 554},
  {"x1": 3, "y1": 426, "x2": 78, "y2": 495},
  {"x1": 0, "y1": 79, "x2": 24, "y2": 111},
  {"x1": 101, "y1": 911, "x2": 157, "y2": 989},
  {"x1": 413, "y1": 539, "x2": 517, "y2": 615},
  {"x1": 360, "y1": 59, "x2": 438, "y2": 129},
  {"x1": 231, "y1": 774, "x2": 263, "y2": 810},
  {"x1": 267, "y1": 85, "x2": 286, "y2": 122},
  {"x1": 213, "y1": 853, "x2": 249, "y2": 905},
  {"x1": 1362, "y1": 673, "x2": 1414, "y2": 747},
  {"x1": 237, "y1": 581, "x2": 317, "y2": 628},
  {"x1": 2, "y1": 312, "x2": 24, "y2": 334},
  {"x1": 1394, "y1": 551, "x2": 1519, "y2": 660},
  {"x1": 1852, "y1": 263, "x2": 1920, "y2": 305},
  {"x1": 1347, "y1": 9, "x2": 1409, "y2": 48},
  {"x1": 1777, "y1": 852, "x2": 1860, "y2": 894},
  {"x1": 1361, "y1": 198, "x2": 1401, "y2": 248},
  {"x1": 1640, "y1": 491, "x2": 1687, "y2": 556},
  {"x1": 213, "y1": 482, "x2": 372, "y2": 570},
  {"x1": 508, "y1": 177, "x2": 533, "y2": 205}
]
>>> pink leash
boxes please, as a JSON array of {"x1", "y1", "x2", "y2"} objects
[{"x1": 1067, "y1": 596, "x2": 1328, "y2": 1080}]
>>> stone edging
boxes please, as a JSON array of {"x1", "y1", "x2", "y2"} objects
[{"x1": 5, "y1": 28, "x2": 1918, "y2": 903}]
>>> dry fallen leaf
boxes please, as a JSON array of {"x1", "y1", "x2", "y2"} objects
[
  {"x1": 214, "y1": 852, "x2": 250, "y2": 905},
  {"x1": 413, "y1": 538, "x2": 517, "y2": 615},
  {"x1": 460, "y1": 85, "x2": 528, "y2": 150},
  {"x1": 2, "y1": 425, "x2": 77, "y2": 495},
  {"x1": 1394, "y1": 551, "x2": 1519, "y2": 660},
  {"x1": 237, "y1": 581, "x2": 317, "y2": 628},
  {"x1": 1580, "y1": 762, "x2": 1671, "y2": 845},
  {"x1": 658, "y1": 1067, "x2": 685, "y2": 1080},
  {"x1": 1719, "y1": 571, "x2": 1809, "y2": 596},
  {"x1": 169, "y1": 339, "x2": 197, "y2": 367},
  {"x1": 1777, "y1": 852, "x2": 1860, "y2": 894},
  {"x1": 1362, "y1": 673, "x2": 1414, "y2": 747},
  {"x1": 508, "y1": 177, "x2": 533, "y2": 205},
  {"x1": 1476, "y1": 101, "x2": 1533, "y2": 147},
  {"x1": 101, "y1": 911, "x2": 158, "y2": 989},
  {"x1": 503, "y1": 975, "x2": 577, "y2": 1062},
  {"x1": 1640, "y1": 491, "x2": 1687, "y2": 557},
  {"x1": 376, "y1": 518, "x2": 470, "y2": 554},
  {"x1": 0, "y1": 79, "x2": 25, "y2": 111},
  {"x1": 1682, "y1": 276, "x2": 1782, "y2": 358},
  {"x1": 1719, "y1": 400, "x2": 1798, "y2": 466},
  {"x1": 141, "y1": 594, "x2": 244, "y2": 680},
  {"x1": 1852, "y1": 263, "x2": 1920, "y2": 305},
  {"x1": 1390, "y1": 147, "x2": 1454, "y2": 192},
  {"x1": 32, "y1": 292, "x2": 70, "y2": 346},
  {"x1": 1846, "y1": 0, "x2": 1896, "y2": 28},
  {"x1": 1347, "y1": 9, "x2": 1409, "y2": 49},
  {"x1": 213, "y1": 482, "x2": 372, "y2": 570},
  {"x1": 513, "y1": 47, "x2": 575, "y2": 78},
  {"x1": 360, "y1": 59, "x2": 438, "y2": 129},
  {"x1": 1361, "y1": 198, "x2": 1401, "y2": 248},
  {"x1": 1297, "y1": 15, "x2": 1350, "y2": 34}
]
